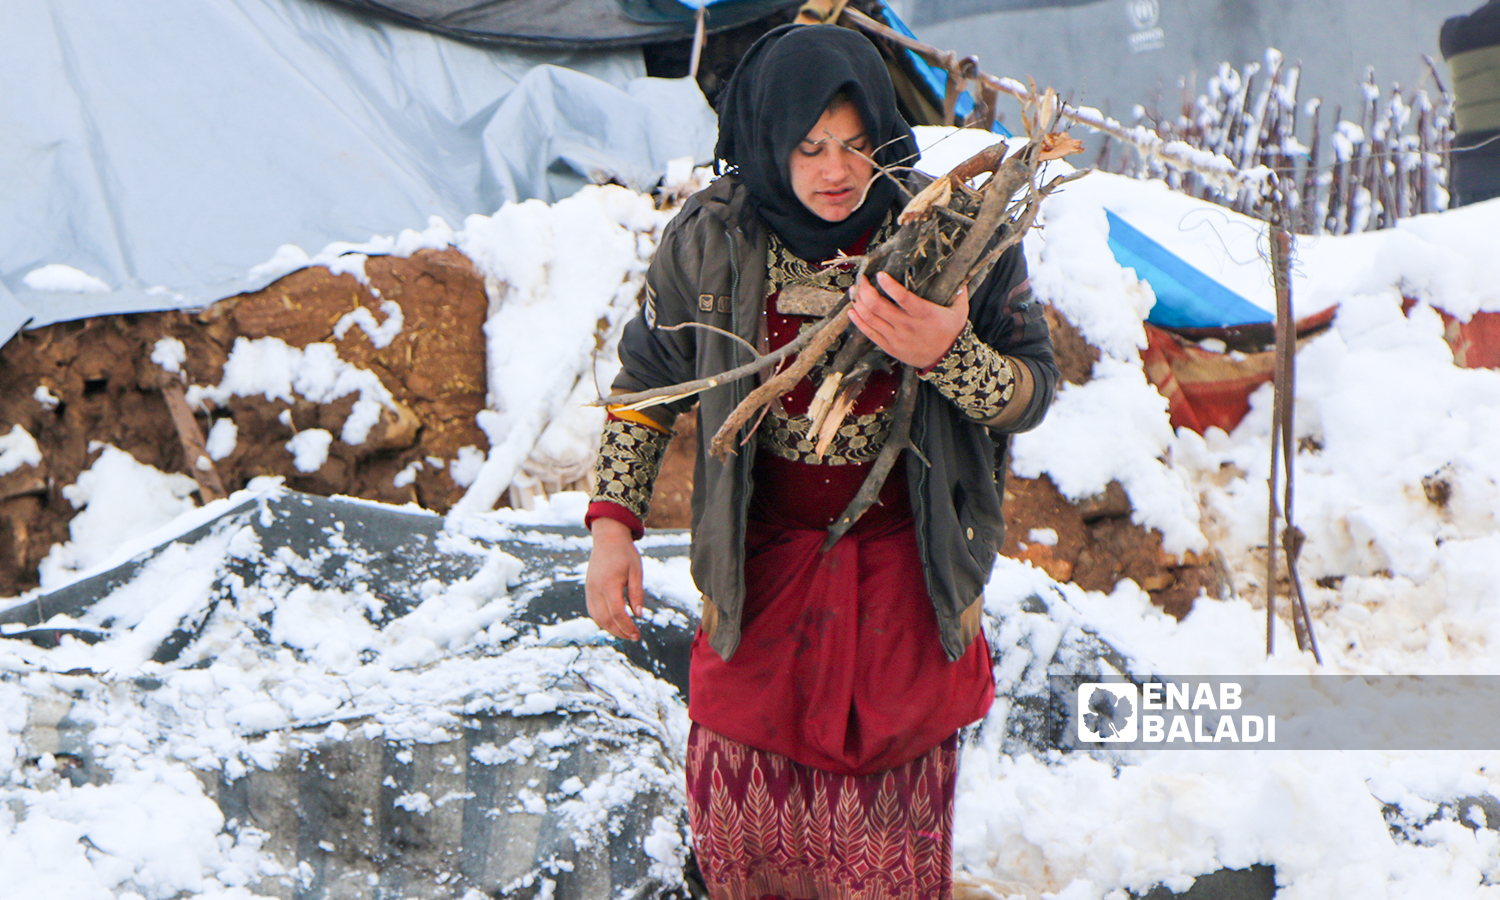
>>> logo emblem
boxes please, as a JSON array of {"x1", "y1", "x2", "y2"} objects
[
  {"x1": 1077, "y1": 683, "x2": 1139, "y2": 742},
  {"x1": 1126, "y1": 0, "x2": 1159, "y2": 30}
]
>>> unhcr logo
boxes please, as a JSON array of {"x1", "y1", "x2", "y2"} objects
[
  {"x1": 1125, "y1": 0, "x2": 1164, "y2": 53},
  {"x1": 1078, "y1": 681, "x2": 1276, "y2": 744}
]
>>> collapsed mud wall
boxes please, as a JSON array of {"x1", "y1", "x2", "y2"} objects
[{"x1": 1, "y1": 249, "x2": 490, "y2": 595}]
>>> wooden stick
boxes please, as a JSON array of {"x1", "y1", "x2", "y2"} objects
[
  {"x1": 823, "y1": 365, "x2": 918, "y2": 550},
  {"x1": 161, "y1": 381, "x2": 227, "y2": 503},
  {"x1": 708, "y1": 307, "x2": 853, "y2": 457},
  {"x1": 602, "y1": 299, "x2": 849, "y2": 410},
  {"x1": 805, "y1": 330, "x2": 871, "y2": 437},
  {"x1": 1271, "y1": 219, "x2": 1322, "y2": 663},
  {"x1": 923, "y1": 149, "x2": 1023, "y2": 305}
]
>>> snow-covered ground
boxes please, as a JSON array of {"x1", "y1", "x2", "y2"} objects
[{"x1": 4, "y1": 130, "x2": 1500, "y2": 898}]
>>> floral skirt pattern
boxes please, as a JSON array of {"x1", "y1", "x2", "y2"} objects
[{"x1": 685, "y1": 724, "x2": 958, "y2": 900}]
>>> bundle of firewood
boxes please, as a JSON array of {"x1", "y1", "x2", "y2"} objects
[{"x1": 611, "y1": 91, "x2": 1087, "y2": 547}]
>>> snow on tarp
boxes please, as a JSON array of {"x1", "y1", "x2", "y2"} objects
[
  {"x1": 0, "y1": 0, "x2": 717, "y2": 345},
  {"x1": 0, "y1": 484, "x2": 702, "y2": 898}
]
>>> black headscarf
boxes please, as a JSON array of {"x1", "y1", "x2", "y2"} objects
[{"x1": 715, "y1": 24, "x2": 918, "y2": 262}]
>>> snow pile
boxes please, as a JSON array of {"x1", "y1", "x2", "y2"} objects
[
  {"x1": 36, "y1": 446, "x2": 200, "y2": 591},
  {"x1": 1, "y1": 484, "x2": 698, "y2": 898},
  {"x1": 907, "y1": 129, "x2": 1500, "y2": 898},
  {"x1": 185, "y1": 338, "x2": 403, "y2": 447},
  {"x1": 452, "y1": 184, "x2": 671, "y2": 517},
  {"x1": 0, "y1": 425, "x2": 42, "y2": 477},
  {"x1": 23, "y1": 264, "x2": 111, "y2": 294},
  {"x1": 1018, "y1": 173, "x2": 1500, "y2": 675},
  {"x1": 956, "y1": 564, "x2": 1500, "y2": 898}
]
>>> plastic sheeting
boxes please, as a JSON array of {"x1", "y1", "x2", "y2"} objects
[
  {"x1": 0, "y1": 0, "x2": 718, "y2": 343},
  {"x1": 1104, "y1": 210, "x2": 1272, "y2": 330},
  {"x1": 320, "y1": 0, "x2": 800, "y2": 47}
]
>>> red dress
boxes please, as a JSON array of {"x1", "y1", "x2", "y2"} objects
[
  {"x1": 590, "y1": 233, "x2": 996, "y2": 900},
  {"x1": 685, "y1": 297, "x2": 995, "y2": 777}
]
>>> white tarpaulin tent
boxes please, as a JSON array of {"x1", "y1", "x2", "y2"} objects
[{"x1": 0, "y1": 0, "x2": 720, "y2": 343}]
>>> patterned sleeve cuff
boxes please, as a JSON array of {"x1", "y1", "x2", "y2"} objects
[
  {"x1": 918, "y1": 321, "x2": 1026, "y2": 425},
  {"x1": 589, "y1": 414, "x2": 672, "y2": 524}
]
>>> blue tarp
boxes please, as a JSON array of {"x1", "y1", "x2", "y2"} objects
[{"x1": 1105, "y1": 209, "x2": 1272, "y2": 330}]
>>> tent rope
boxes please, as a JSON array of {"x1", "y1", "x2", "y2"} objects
[{"x1": 838, "y1": 6, "x2": 1271, "y2": 198}]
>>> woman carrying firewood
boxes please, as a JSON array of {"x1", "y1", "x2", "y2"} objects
[{"x1": 584, "y1": 23, "x2": 1058, "y2": 900}]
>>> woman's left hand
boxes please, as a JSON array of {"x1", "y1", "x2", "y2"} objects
[{"x1": 849, "y1": 271, "x2": 968, "y2": 370}]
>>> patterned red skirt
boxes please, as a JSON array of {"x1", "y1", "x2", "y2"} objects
[{"x1": 686, "y1": 723, "x2": 959, "y2": 900}]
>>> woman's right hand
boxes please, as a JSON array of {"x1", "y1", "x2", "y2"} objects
[{"x1": 585, "y1": 517, "x2": 645, "y2": 641}]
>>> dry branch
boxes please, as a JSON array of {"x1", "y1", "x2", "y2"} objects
[
  {"x1": 601, "y1": 299, "x2": 850, "y2": 410},
  {"x1": 707, "y1": 306, "x2": 853, "y2": 456},
  {"x1": 823, "y1": 365, "x2": 918, "y2": 550}
]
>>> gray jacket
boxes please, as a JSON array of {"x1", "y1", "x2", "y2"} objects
[{"x1": 612, "y1": 175, "x2": 1058, "y2": 662}]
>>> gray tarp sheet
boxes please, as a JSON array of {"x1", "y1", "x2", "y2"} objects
[
  {"x1": 320, "y1": 0, "x2": 799, "y2": 47},
  {"x1": 1, "y1": 0, "x2": 718, "y2": 343}
]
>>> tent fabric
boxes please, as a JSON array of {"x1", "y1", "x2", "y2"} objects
[
  {"x1": 0, "y1": 284, "x2": 26, "y2": 343},
  {"x1": 1427, "y1": 306, "x2": 1500, "y2": 369},
  {"x1": 316, "y1": 0, "x2": 802, "y2": 47},
  {"x1": 1105, "y1": 210, "x2": 1274, "y2": 330},
  {"x1": 1141, "y1": 325, "x2": 1277, "y2": 435},
  {"x1": 906, "y1": 0, "x2": 1105, "y2": 28},
  {"x1": 1, "y1": 0, "x2": 718, "y2": 345},
  {"x1": 1142, "y1": 306, "x2": 1339, "y2": 436}
]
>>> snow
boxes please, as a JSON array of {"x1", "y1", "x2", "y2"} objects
[
  {"x1": 35, "y1": 446, "x2": 201, "y2": 591},
  {"x1": 23, "y1": 264, "x2": 110, "y2": 294},
  {"x1": 0, "y1": 426, "x2": 42, "y2": 477},
  {"x1": 184, "y1": 337, "x2": 399, "y2": 446},
  {"x1": 33, "y1": 386, "x2": 60, "y2": 410},
  {"x1": 5, "y1": 127, "x2": 1500, "y2": 899},
  {"x1": 283, "y1": 428, "x2": 332, "y2": 473},
  {"x1": 331, "y1": 299, "x2": 403, "y2": 349},
  {"x1": 204, "y1": 420, "x2": 237, "y2": 461},
  {"x1": 244, "y1": 218, "x2": 458, "y2": 287},
  {"x1": 450, "y1": 184, "x2": 672, "y2": 518},
  {"x1": 448, "y1": 445, "x2": 486, "y2": 488},
  {"x1": 150, "y1": 338, "x2": 187, "y2": 374}
]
